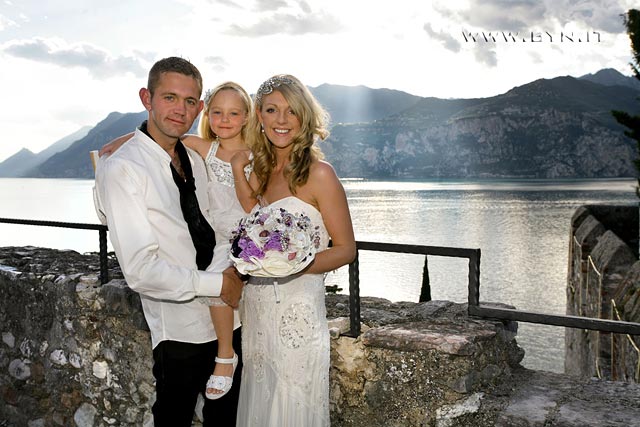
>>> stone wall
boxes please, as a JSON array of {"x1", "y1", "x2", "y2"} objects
[
  {"x1": 565, "y1": 205, "x2": 640, "y2": 382},
  {"x1": 0, "y1": 246, "x2": 525, "y2": 427}
]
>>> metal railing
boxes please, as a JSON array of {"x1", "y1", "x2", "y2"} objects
[
  {"x1": 345, "y1": 241, "x2": 480, "y2": 337},
  {"x1": 3, "y1": 217, "x2": 639, "y2": 339},
  {"x1": 0, "y1": 218, "x2": 109, "y2": 284},
  {"x1": 345, "y1": 240, "x2": 640, "y2": 338}
]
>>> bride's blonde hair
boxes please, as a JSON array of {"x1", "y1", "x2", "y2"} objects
[{"x1": 248, "y1": 74, "x2": 329, "y2": 196}]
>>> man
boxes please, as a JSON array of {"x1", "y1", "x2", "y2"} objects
[{"x1": 94, "y1": 57, "x2": 243, "y2": 426}]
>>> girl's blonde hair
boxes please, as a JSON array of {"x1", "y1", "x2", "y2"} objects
[
  {"x1": 198, "y1": 81, "x2": 252, "y2": 142},
  {"x1": 248, "y1": 74, "x2": 330, "y2": 196}
]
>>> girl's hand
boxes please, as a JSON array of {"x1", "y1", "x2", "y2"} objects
[
  {"x1": 99, "y1": 133, "x2": 133, "y2": 157},
  {"x1": 230, "y1": 150, "x2": 251, "y2": 170}
]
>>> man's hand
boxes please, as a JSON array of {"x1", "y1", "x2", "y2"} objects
[{"x1": 220, "y1": 267, "x2": 244, "y2": 308}]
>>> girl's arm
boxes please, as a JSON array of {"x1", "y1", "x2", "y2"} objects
[
  {"x1": 100, "y1": 133, "x2": 210, "y2": 163},
  {"x1": 230, "y1": 151, "x2": 258, "y2": 213},
  {"x1": 181, "y1": 134, "x2": 211, "y2": 160},
  {"x1": 303, "y1": 161, "x2": 357, "y2": 274},
  {"x1": 99, "y1": 132, "x2": 134, "y2": 156}
]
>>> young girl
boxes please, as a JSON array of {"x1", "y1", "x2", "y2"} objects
[{"x1": 100, "y1": 81, "x2": 255, "y2": 401}]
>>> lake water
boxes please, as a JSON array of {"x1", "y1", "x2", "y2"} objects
[{"x1": 0, "y1": 177, "x2": 637, "y2": 373}]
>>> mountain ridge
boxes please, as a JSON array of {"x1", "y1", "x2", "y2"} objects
[{"x1": 6, "y1": 68, "x2": 639, "y2": 179}]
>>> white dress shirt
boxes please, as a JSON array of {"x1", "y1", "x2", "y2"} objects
[{"x1": 94, "y1": 128, "x2": 238, "y2": 348}]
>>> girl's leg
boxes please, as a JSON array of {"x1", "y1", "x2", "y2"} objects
[{"x1": 206, "y1": 304, "x2": 236, "y2": 396}]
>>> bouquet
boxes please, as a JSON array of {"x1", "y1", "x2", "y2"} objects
[{"x1": 230, "y1": 206, "x2": 320, "y2": 278}]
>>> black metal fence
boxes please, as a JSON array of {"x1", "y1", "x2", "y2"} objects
[
  {"x1": 345, "y1": 241, "x2": 640, "y2": 337},
  {"x1": 346, "y1": 241, "x2": 480, "y2": 337},
  {"x1": 0, "y1": 218, "x2": 109, "y2": 284},
  {"x1": 2, "y1": 217, "x2": 639, "y2": 338}
]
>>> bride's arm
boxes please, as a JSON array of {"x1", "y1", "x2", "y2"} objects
[{"x1": 303, "y1": 161, "x2": 356, "y2": 274}]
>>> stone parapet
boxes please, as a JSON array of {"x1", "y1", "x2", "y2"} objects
[
  {"x1": 0, "y1": 247, "x2": 524, "y2": 426},
  {"x1": 2, "y1": 245, "x2": 640, "y2": 426},
  {"x1": 565, "y1": 205, "x2": 640, "y2": 382}
]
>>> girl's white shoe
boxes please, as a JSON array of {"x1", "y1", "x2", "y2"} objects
[{"x1": 205, "y1": 353, "x2": 239, "y2": 400}]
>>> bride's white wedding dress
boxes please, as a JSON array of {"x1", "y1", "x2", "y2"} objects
[{"x1": 237, "y1": 196, "x2": 331, "y2": 427}]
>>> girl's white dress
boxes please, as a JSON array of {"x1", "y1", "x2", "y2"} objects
[
  {"x1": 202, "y1": 141, "x2": 251, "y2": 298},
  {"x1": 237, "y1": 196, "x2": 331, "y2": 427},
  {"x1": 205, "y1": 140, "x2": 251, "y2": 249}
]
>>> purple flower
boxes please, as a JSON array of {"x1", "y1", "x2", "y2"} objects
[
  {"x1": 238, "y1": 237, "x2": 265, "y2": 261},
  {"x1": 264, "y1": 232, "x2": 283, "y2": 251}
]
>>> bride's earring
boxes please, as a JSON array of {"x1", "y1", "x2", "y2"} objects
[{"x1": 260, "y1": 123, "x2": 265, "y2": 133}]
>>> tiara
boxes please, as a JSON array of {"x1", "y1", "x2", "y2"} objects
[
  {"x1": 203, "y1": 89, "x2": 215, "y2": 106},
  {"x1": 255, "y1": 76, "x2": 295, "y2": 104}
]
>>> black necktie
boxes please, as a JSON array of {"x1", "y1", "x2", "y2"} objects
[{"x1": 169, "y1": 139, "x2": 216, "y2": 270}]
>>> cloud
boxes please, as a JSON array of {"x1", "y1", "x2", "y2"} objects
[
  {"x1": 554, "y1": 1, "x2": 627, "y2": 33},
  {"x1": 473, "y1": 44, "x2": 498, "y2": 67},
  {"x1": 0, "y1": 14, "x2": 18, "y2": 31},
  {"x1": 456, "y1": 0, "x2": 546, "y2": 32},
  {"x1": 298, "y1": 0, "x2": 311, "y2": 14},
  {"x1": 204, "y1": 56, "x2": 228, "y2": 72},
  {"x1": 209, "y1": 0, "x2": 244, "y2": 8},
  {"x1": 253, "y1": 0, "x2": 289, "y2": 11},
  {"x1": 1, "y1": 37, "x2": 148, "y2": 79},
  {"x1": 226, "y1": 10, "x2": 343, "y2": 36},
  {"x1": 528, "y1": 51, "x2": 543, "y2": 64},
  {"x1": 423, "y1": 22, "x2": 461, "y2": 53},
  {"x1": 440, "y1": 0, "x2": 628, "y2": 34}
]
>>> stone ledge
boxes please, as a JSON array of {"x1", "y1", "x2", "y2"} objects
[{"x1": 361, "y1": 321, "x2": 497, "y2": 355}]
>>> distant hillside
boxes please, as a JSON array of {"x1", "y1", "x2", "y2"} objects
[
  {"x1": 323, "y1": 75, "x2": 640, "y2": 178},
  {"x1": 309, "y1": 84, "x2": 422, "y2": 124},
  {"x1": 13, "y1": 73, "x2": 640, "y2": 179},
  {"x1": 24, "y1": 84, "x2": 423, "y2": 179},
  {"x1": 32, "y1": 112, "x2": 148, "y2": 178},
  {"x1": 0, "y1": 148, "x2": 40, "y2": 178},
  {"x1": 579, "y1": 68, "x2": 640, "y2": 91},
  {"x1": 0, "y1": 126, "x2": 90, "y2": 177}
]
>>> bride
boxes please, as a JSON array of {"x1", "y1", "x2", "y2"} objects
[{"x1": 232, "y1": 74, "x2": 356, "y2": 426}]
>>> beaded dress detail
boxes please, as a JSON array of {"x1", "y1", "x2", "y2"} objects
[{"x1": 237, "y1": 196, "x2": 331, "y2": 427}]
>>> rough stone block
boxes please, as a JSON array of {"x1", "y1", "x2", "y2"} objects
[
  {"x1": 591, "y1": 230, "x2": 637, "y2": 273},
  {"x1": 574, "y1": 215, "x2": 605, "y2": 253}
]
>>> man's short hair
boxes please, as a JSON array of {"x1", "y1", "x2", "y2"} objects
[{"x1": 147, "y1": 57, "x2": 203, "y2": 97}]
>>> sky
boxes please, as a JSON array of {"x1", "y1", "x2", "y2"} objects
[{"x1": 0, "y1": 0, "x2": 637, "y2": 162}]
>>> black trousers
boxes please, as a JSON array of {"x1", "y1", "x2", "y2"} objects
[{"x1": 151, "y1": 327, "x2": 242, "y2": 427}]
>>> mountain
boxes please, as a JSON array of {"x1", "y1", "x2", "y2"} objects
[
  {"x1": 322, "y1": 76, "x2": 640, "y2": 178},
  {"x1": 578, "y1": 68, "x2": 640, "y2": 91},
  {"x1": 14, "y1": 73, "x2": 640, "y2": 179},
  {"x1": 0, "y1": 148, "x2": 39, "y2": 178},
  {"x1": 0, "y1": 126, "x2": 90, "y2": 177},
  {"x1": 21, "y1": 85, "x2": 421, "y2": 179},
  {"x1": 309, "y1": 84, "x2": 422, "y2": 124},
  {"x1": 31, "y1": 112, "x2": 148, "y2": 178},
  {"x1": 31, "y1": 111, "x2": 202, "y2": 178}
]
